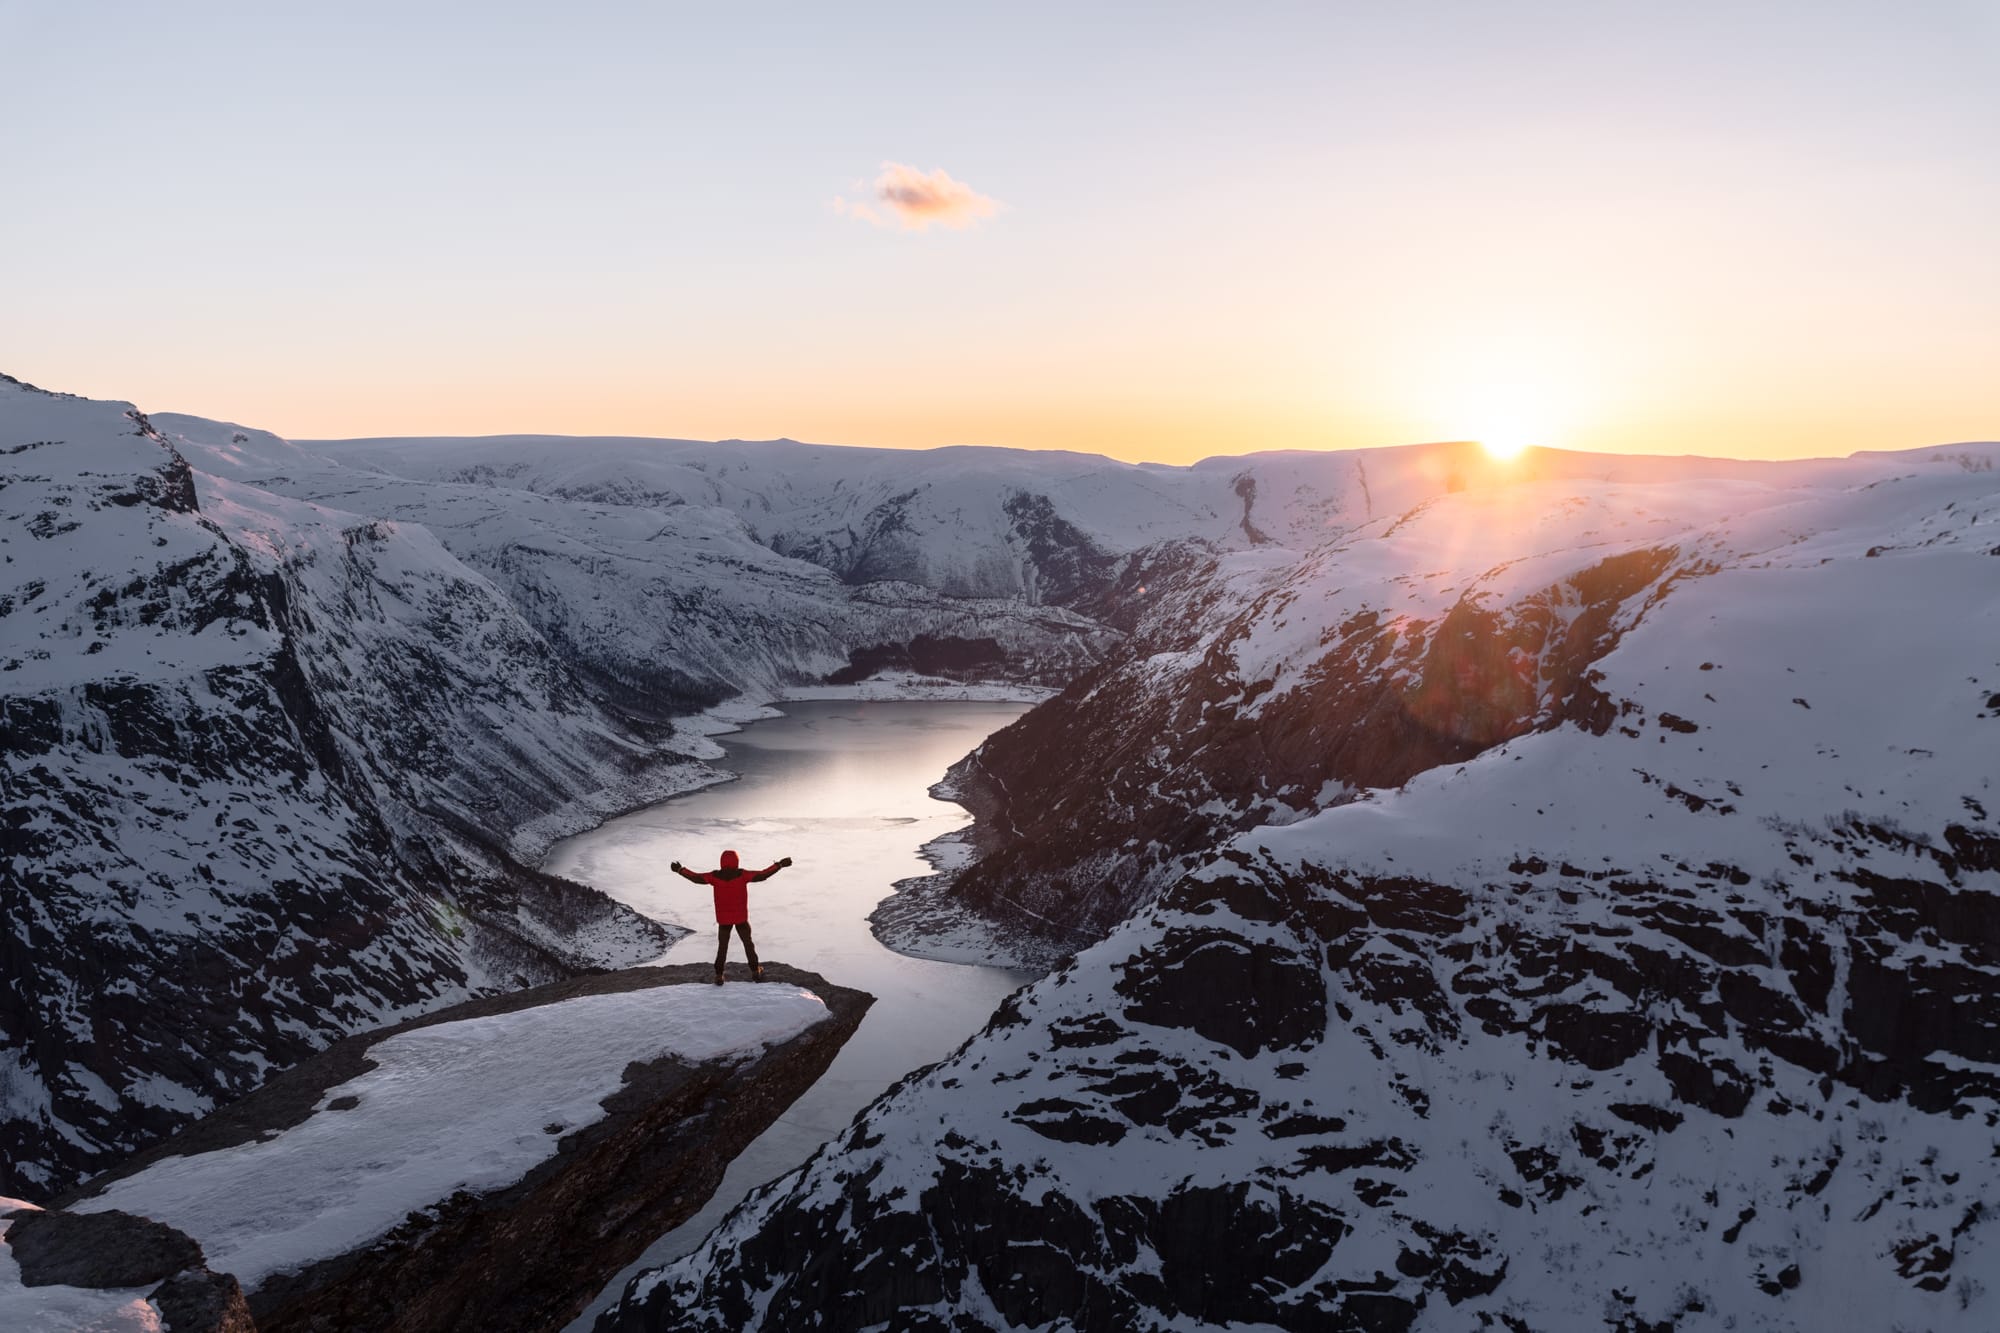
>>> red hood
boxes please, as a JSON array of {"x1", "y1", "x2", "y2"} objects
[{"x1": 720, "y1": 849, "x2": 739, "y2": 870}]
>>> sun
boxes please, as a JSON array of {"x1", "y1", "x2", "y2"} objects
[
  {"x1": 1459, "y1": 398, "x2": 1557, "y2": 461},
  {"x1": 1441, "y1": 386, "x2": 1565, "y2": 462},
  {"x1": 1400, "y1": 322, "x2": 1604, "y2": 463}
]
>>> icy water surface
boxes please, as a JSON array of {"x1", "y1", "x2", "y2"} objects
[{"x1": 547, "y1": 700, "x2": 1035, "y2": 1328}]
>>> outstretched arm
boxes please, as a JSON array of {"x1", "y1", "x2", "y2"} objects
[
  {"x1": 750, "y1": 856, "x2": 793, "y2": 882},
  {"x1": 669, "y1": 861, "x2": 706, "y2": 883}
]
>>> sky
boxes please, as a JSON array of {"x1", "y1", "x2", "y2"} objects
[{"x1": 2, "y1": 1, "x2": 1995, "y2": 464}]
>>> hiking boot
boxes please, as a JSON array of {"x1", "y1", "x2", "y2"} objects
[
  {"x1": 752, "y1": 964, "x2": 766, "y2": 982},
  {"x1": 713, "y1": 968, "x2": 725, "y2": 986}
]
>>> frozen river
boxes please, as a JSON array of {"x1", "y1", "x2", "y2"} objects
[{"x1": 546, "y1": 699, "x2": 1036, "y2": 1328}]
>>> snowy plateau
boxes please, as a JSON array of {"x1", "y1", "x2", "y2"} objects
[{"x1": 5, "y1": 367, "x2": 2000, "y2": 1331}]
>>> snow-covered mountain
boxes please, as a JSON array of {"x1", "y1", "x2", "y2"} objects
[
  {"x1": 14, "y1": 367, "x2": 1998, "y2": 1327},
  {"x1": 603, "y1": 445, "x2": 2000, "y2": 1329},
  {"x1": 885, "y1": 449, "x2": 1940, "y2": 964},
  {"x1": 166, "y1": 427, "x2": 1158, "y2": 705},
  {"x1": 0, "y1": 377, "x2": 680, "y2": 1198},
  {"x1": 169, "y1": 426, "x2": 1851, "y2": 714}
]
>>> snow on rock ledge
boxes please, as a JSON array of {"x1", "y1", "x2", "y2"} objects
[
  {"x1": 75, "y1": 985, "x2": 831, "y2": 1287},
  {"x1": 57, "y1": 965, "x2": 870, "y2": 1333}
]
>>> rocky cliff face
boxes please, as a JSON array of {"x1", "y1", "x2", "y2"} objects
[
  {"x1": 890, "y1": 456, "x2": 1931, "y2": 962},
  {"x1": 921, "y1": 537, "x2": 1701, "y2": 963},
  {"x1": 604, "y1": 450, "x2": 2000, "y2": 1329},
  {"x1": 1, "y1": 378, "x2": 676, "y2": 1199}
]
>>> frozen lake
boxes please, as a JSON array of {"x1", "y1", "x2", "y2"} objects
[{"x1": 546, "y1": 699, "x2": 1036, "y2": 1328}]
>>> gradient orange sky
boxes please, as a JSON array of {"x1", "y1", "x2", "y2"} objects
[{"x1": 4, "y1": 2, "x2": 1995, "y2": 464}]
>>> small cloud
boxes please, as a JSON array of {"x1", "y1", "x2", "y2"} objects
[{"x1": 835, "y1": 162, "x2": 1000, "y2": 232}]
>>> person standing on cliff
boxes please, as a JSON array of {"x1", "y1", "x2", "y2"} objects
[{"x1": 670, "y1": 850, "x2": 792, "y2": 984}]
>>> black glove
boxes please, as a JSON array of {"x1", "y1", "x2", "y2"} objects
[
  {"x1": 778, "y1": 856, "x2": 793, "y2": 868},
  {"x1": 670, "y1": 860, "x2": 683, "y2": 872}
]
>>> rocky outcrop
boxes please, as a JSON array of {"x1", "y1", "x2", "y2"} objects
[
  {"x1": 1, "y1": 1204, "x2": 253, "y2": 1332},
  {"x1": 5, "y1": 1206, "x2": 205, "y2": 1288},
  {"x1": 609, "y1": 839, "x2": 2000, "y2": 1329},
  {"x1": 56, "y1": 964, "x2": 868, "y2": 1333},
  {"x1": 153, "y1": 1268, "x2": 258, "y2": 1333}
]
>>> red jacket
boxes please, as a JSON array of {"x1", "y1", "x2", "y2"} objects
[{"x1": 673, "y1": 851, "x2": 783, "y2": 925}]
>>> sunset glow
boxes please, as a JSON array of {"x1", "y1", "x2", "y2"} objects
[{"x1": 1, "y1": 5, "x2": 1994, "y2": 462}]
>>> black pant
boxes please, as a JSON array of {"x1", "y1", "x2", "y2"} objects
[{"x1": 716, "y1": 922, "x2": 759, "y2": 970}]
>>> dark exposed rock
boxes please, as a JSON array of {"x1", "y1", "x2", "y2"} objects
[
  {"x1": 615, "y1": 1157, "x2": 1366, "y2": 1332},
  {"x1": 826, "y1": 634, "x2": 1008, "y2": 684},
  {"x1": 1000, "y1": 491, "x2": 1124, "y2": 606},
  {"x1": 1538, "y1": 1003, "x2": 1651, "y2": 1070},
  {"x1": 1115, "y1": 926, "x2": 1326, "y2": 1057},
  {"x1": 1608, "y1": 1103, "x2": 1683, "y2": 1133},
  {"x1": 1046, "y1": 1013, "x2": 1127, "y2": 1048},
  {"x1": 150, "y1": 1267, "x2": 258, "y2": 1333},
  {"x1": 1142, "y1": 1182, "x2": 1347, "y2": 1323},
  {"x1": 4, "y1": 1206, "x2": 204, "y2": 1288},
  {"x1": 1396, "y1": 1221, "x2": 1506, "y2": 1304},
  {"x1": 1658, "y1": 1051, "x2": 1755, "y2": 1118},
  {"x1": 1010, "y1": 1098, "x2": 1127, "y2": 1145}
]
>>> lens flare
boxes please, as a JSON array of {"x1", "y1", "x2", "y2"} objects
[
  {"x1": 1478, "y1": 432, "x2": 1533, "y2": 461},
  {"x1": 1394, "y1": 323, "x2": 1607, "y2": 462}
]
